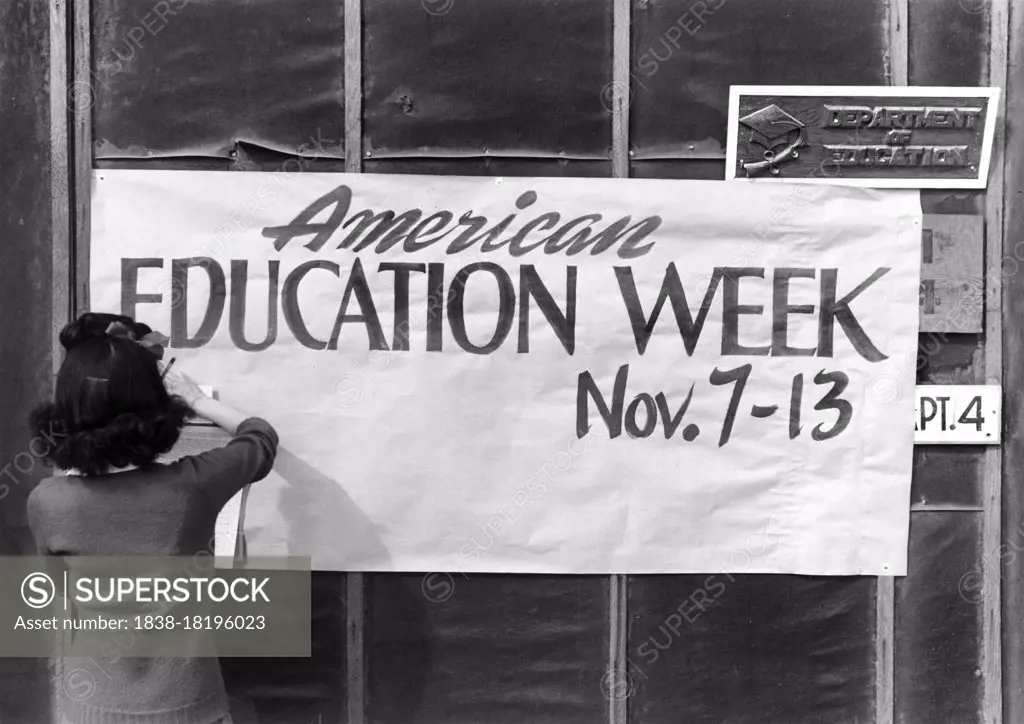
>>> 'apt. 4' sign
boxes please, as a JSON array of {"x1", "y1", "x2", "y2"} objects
[{"x1": 915, "y1": 385, "x2": 1000, "y2": 444}]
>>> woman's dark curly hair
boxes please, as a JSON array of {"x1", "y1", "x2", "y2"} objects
[{"x1": 29, "y1": 312, "x2": 193, "y2": 476}]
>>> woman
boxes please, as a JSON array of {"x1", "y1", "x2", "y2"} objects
[{"x1": 27, "y1": 312, "x2": 278, "y2": 724}]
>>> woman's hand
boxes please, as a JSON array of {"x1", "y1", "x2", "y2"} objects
[
  {"x1": 161, "y1": 363, "x2": 254, "y2": 435},
  {"x1": 163, "y1": 365, "x2": 206, "y2": 406}
]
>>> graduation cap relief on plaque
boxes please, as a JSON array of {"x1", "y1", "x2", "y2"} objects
[{"x1": 737, "y1": 104, "x2": 808, "y2": 177}]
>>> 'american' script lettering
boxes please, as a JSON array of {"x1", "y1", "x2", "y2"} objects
[{"x1": 260, "y1": 185, "x2": 663, "y2": 259}]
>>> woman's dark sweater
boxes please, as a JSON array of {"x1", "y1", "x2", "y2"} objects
[{"x1": 27, "y1": 417, "x2": 279, "y2": 724}]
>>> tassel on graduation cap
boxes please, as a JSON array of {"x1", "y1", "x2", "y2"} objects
[{"x1": 738, "y1": 104, "x2": 809, "y2": 177}]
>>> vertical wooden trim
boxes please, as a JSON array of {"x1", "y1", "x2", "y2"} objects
[
  {"x1": 346, "y1": 573, "x2": 366, "y2": 724},
  {"x1": 1001, "y1": 0, "x2": 1024, "y2": 720},
  {"x1": 608, "y1": 573, "x2": 628, "y2": 724},
  {"x1": 983, "y1": 2, "x2": 1009, "y2": 722},
  {"x1": 344, "y1": 0, "x2": 362, "y2": 173},
  {"x1": 874, "y1": 6, "x2": 907, "y2": 720},
  {"x1": 875, "y1": 577, "x2": 896, "y2": 724},
  {"x1": 50, "y1": 0, "x2": 70, "y2": 379},
  {"x1": 609, "y1": 3, "x2": 630, "y2": 722},
  {"x1": 344, "y1": 1, "x2": 367, "y2": 722},
  {"x1": 611, "y1": 0, "x2": 630, "y2": 178},
  {"x1": 71, "y1": 0, "x2": 91, "y2": 315},
  {"x1": 884, "y1": 0, "x2": 909, "y2": 86},
  {"x1": 49, "y1": 4, "x2": 71, "y2": 719}
]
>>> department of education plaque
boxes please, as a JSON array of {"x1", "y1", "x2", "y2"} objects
[{"x1": 725, "y1": 86, "x2": 999, "y2": 189}]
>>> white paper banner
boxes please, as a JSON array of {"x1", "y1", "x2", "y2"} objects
[{"x1": 90, "y1": 170, "x2": 921, "y2": 575}]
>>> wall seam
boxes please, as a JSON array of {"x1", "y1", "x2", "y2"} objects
[{"x1": 983, "y1": 1, "x2": 1009, "y2": 722}]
